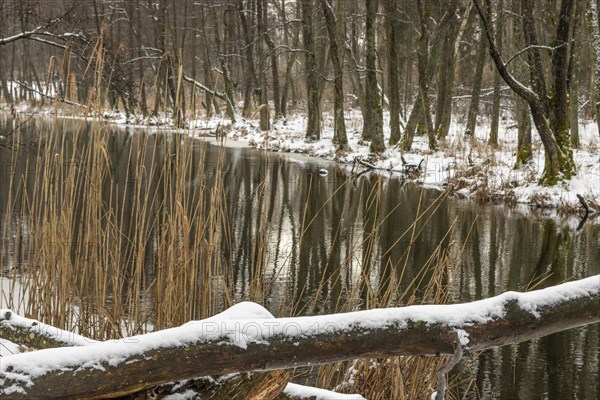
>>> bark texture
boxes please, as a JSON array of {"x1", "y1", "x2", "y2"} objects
[
  {"x1": 301, "y1": 2, "x2": 321, "y2": 140},
  {"x1": 363, "y1": 0, "x2": 384, "y2": 152},
  {"x1": 320, "y1": 0, "x2": 348, "y2": 148},
  {"x1": 474, "y1": 0, "x2": 576, "y2": 184},
  {"x1": 1, "y1": 276, "x2": 598, "y2": 400}
]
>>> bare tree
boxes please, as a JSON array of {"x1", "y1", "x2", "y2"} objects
[
  {"x1": 591, "y1": 0, "x2": 600, "y2": 140},
  {"x1": 320, "y1": 0, "x2": 348, "y2": 148},
  {"x1": 400, "y1": 1, "x2": 457, "y2": 151},
  {"x1": 301, "y1": 1, "x2": 321, "y2": 140},
  {"x1": 489, "y1": 0, "x2": 504, "y2": 146},
  {"x1": 363, "y1": 0, "x2": 384, "y2": 153},
  {"x1": 474, "y1": 0, "x2": 576, "y2": 185},
  {"x1": 386, "y1": 0, "x2": 402, "y2": 145}
]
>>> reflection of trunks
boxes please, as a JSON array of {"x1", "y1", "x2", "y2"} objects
[{"x1": 0, "y1": 118, "x2": 599, "y2": 400}]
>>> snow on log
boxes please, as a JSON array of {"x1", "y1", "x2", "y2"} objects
[
  {"x1": 0, "y1": 275, "x2": 598, "y2": 399},
  {"x1": 0, "y1": 310, "x2": 94, "y2": 349},
  {"x1": 277, "y1": 383, "x2": 366, "y2": 400}
]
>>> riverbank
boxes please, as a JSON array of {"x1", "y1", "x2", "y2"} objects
[
  {"x1": 232, "y1": 109, "x2": 600, "y2": 216},
  {"x1": 2, "y1": 103, "x2": 599, "y2": 220}
]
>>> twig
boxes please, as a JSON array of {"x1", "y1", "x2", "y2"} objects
[
  {"x1": 356, "y1": 158, "x2": 377, "y2": 170},
  {"x1": 576, "y1": 194, "x2": 591, "y2": 231},
  {"x1": 0, "y1": 3, "x2": 80, "y2": 46},
  {"x1": 505, "y1": 44, "x2": 565, "y2": 67},
  {"x1": 182, "y1": 75, "x2": 226, "y2": 100},
  {"x1": 434, "y1": 330, "x2": 464, "y2": 400}
]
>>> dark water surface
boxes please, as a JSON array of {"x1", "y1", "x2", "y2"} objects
[{"x1": 0, "y1": 118, "x2": 598, "y2": 399}]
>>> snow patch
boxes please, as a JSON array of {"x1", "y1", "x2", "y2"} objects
[{"x1": 283, "y1": 383, "x2": 366, "y2": 400}]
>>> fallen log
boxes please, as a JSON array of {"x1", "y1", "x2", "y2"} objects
[
  {"x1": 1, "y1": 275, "x2": 598, "y2": 399},
  {"x1": 0, "y1": 309, "x2": 290, "y2": 400},
  {"x1": 0, "y1": 310, "x2": 94, "y2": 349}
]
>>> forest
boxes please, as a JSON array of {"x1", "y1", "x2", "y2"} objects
[
  {"x1": 1, "y1": 1, "x2": 600, "y2": 399},
  {"x1": 1, "y1": 0, "x2": 599, "y2": 184}
]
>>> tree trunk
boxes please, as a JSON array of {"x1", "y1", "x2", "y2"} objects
[
  {"x1": 279, "y1": 0, "x2": 301, "y2": 117},
  {"x1": 434, "y1": 5, "x2": 463, "y2": 140},
  {"x1": 200, "y1": 5, "x2": 217, "y2": 118},
  {"x1": 257, "y1": 0, "x2": 271, "y2": 131},
  {"x1": 474, "y1": 0, "x2": 575, "y2": 185},
  {"x1": 344, "y1": 45, "x2": 368, "y2": 118},
  {"x1": 213, "y1": 7, "x2": 239, "y2": 123},
  {"x1": 1, "y1": 275, "x2": 598, "y2": 399},
  {"x1": 0, "y1": 47, "x2": 12, "y2": 103},
  {"x1": 386, "y1": 1, "x2": 401, "y2": 145},
  {"x1": 569, "y1": 0, "x2": 581, "y2": 148},
  {"x1": 260, "y1": 0, "x2": 282, "y2": 121},
  {"x1": 464, "y1": 17, "x2": 488, "y2": 137},
  {"x1": 591, "y1": 0, "x2": 600, "y2": 140},
  {"x1": 416, "y1": 0, "x2": 436, "y2": 150},
  {"x1": 520, "y1": 0, "x2": 548, "y2": 113},
  {"x1": 131, "y1": 371, "x2": 290, "y2": 400},
  {"x1": 321, "y1": 0, "x2": 348, "y2": 148},
  {"x1": 549, "y1": 0, "x2": 576, "y2": 181},
  {"x1": 520, "y1": 0, "x2": 562, "y2": 180},
  {"x1": 364, "y1": 0, "x2": 384, "y2": 152},
  {"x1": 400, "y1": 3, "x2": 457, "y2": 151},
  {"x1": 489, "y1": 0, "x2": 504, "y2": 146},
  {"x1": 239, "y1": 0, "x2": 258, "y2": 119},
  {"x1": 164, "y1": 54, "x2": 185, "y2": 127},
  {"x1": 301, "y1": 1, "x2": 321, "y2": 140},
  {"x1": 515, "y1": 96, "x2": 533, "y2": 167},
  {"x1": 511, "y1": 0, "x2": 532, "y2": 166}
]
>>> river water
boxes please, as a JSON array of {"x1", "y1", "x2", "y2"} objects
[{"x1": 0, "y1": 118, "x2": 598, "y2": 399}]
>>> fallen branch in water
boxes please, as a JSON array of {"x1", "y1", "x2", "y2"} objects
[
  {"x1": 577, "y1": 194, "x2": 591, "y2": 215},
  {"x1": 0, "y1": 275, "x2": 598, "y2": 399}
]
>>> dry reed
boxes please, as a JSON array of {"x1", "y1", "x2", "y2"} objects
[{"x1": 0, "y1": 42, "x2": 473, "y2": 399}]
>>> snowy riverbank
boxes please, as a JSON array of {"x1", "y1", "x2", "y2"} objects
[
  {"x1": 3, "y1": 104, "x2": 599, "y2": 219},
  {"x1": 231, "y1": 109, "x2": 600, "y2": 215}
]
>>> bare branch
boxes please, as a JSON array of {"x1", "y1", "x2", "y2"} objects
[
  {"x1": 0, "y1": 3, "x2": 81, "y2": 46},
  {"x1": 505, "y1": 44, "x2": 565, "y2": 67}
]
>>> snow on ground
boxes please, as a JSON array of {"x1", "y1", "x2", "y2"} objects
[
  {"x1": 2, "y1": 103, "x2": 599, "y2": 214},
  {"x1": 0, "y1": 277, "x2": 29, "y2": 316},
  {"x1": 0, "y1": 338, "x2": 20, "y2": 357},
  {"x1": 162, "y1": 390, "x2": 200, "y2": 400},
  {"x1": 0, "y1": 275, "x2": 598, "y2": 396},
  {"x1": 232, "y1": 110, "x2": 600, "y2": 213},
  {"x1": 283, "y1": 383, "x2": 366, "y2": 400}
]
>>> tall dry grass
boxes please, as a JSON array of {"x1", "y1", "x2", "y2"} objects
[
  {"x1": 297, "y1": 181, "x2": 467, "y2": 399},
  {"x1": 1, "y1": 35, "x2": 243, "y2": 337},
  {"x1": 0, "y1": 118, "x2": 239, "y2": 337},
  {"x1": 0, "y1": 40, "x2": 472, "y2": 398},
  {"x1": 0, "y1": 119, "x2": 471, "y2": 396}
]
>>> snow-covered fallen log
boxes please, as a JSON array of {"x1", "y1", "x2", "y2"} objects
[
  {"x1": 0, "y1": 275, "x2": 598, "y2": 399},
  {"x1": 0, "y1": 311, "x2": 94, "y2": 349}
]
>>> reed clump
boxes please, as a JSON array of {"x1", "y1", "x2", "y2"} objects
[
  {"x1": 0, "y1": 39, "x2": 471, "y2": 398},
  {"x1": 0, "y1": 117, "x2": 239, "y2": 337},
  {"x1": 0, "y1": 118, "x2": 470, "y2": 398},
  {"x1": 293, "y1": 180, "x2": 467, "y2": 399}
]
